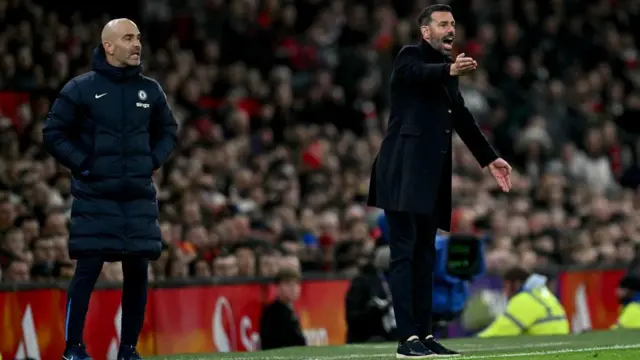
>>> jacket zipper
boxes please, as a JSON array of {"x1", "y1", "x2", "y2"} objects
[{"x1": 121, "y1": 85, "x2": 128, "y2": 256}]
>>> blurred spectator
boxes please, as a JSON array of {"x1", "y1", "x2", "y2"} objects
[
  {"x1": 259, "y1": 268, "x2": 306, "y2": 350},
  {"x1": 4, "y1": 260, "x2": 30, "y2": 282},
  {"x1": 612, "y1": 271, "x2": 640, "y2": 329},
  {"x1": 234, "y1": 243, "x2": 257, "y2": 277},
  {"x1": 345, "y1": 245, "x2": 395, "y2": 343},
  {"x1": 478, "y1": 267, "x2": 569, "y2": 337}
]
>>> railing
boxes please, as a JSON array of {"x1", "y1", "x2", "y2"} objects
[
  {"x1": 0, "y1": 272, "x2": 352, "y2": 292},
  {"x1": 0, "y1": 263, "x2": 631, "y2": 291}
]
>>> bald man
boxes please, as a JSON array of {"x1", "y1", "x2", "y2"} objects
[{"x1": 43, "y1": 19, "x2": 177, "y2": 360}]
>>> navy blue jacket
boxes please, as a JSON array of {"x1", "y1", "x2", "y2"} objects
[{"x1": 43, "y1": 46, "x2": 178, "y2": 260}]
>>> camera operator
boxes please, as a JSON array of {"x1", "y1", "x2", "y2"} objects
[{"x1": 345, "y1": 245, "x2": 396, "y2": 343}]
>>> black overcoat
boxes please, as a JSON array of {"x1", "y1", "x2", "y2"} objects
[{"x1": 367, "y1": 40, "x2": 498, "y2": 231}]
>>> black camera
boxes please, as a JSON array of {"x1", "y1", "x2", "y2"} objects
[{"x1": 444, "y1": 234, "x2": 484, "y2": 280}]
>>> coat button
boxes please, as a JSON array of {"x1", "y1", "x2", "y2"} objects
[
  {"x1": 445, "y1": 129, "x2": 450, "y2": 134},
  {"x1": 448, "y1": 109, "x2": 452, "y2": 113},
  {"x1": 441, "y1": 150, "x2": 447, "y2": 154}
]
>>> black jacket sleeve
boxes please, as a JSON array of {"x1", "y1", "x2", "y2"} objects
[
  {"x1": 259, "y1": 302, "x2": 306, "y2": 350},
  {"x1": 42, "y1": 79, "x2": 91, "y2": 174},
  {"x1": 391, "y1": 46, "x2": 452, "y2": 86},
  {"x1": 149, "y1": 81, "x2": 178, "y2": 169},
  {"x1": 453, "y1": 91, "x2": 498, "y2": 168}
]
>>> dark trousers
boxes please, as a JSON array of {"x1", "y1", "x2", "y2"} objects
[
  {"x1": 65, "y1": 256, "x2": 149, "y2": 347},
  {"x1": 385, "y1": 210, "x2": 438, "y2": 341}
]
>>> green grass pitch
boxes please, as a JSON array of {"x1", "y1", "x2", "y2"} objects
[{"x1": 151, "y1": 330, "x2": 640, "y2": 359}]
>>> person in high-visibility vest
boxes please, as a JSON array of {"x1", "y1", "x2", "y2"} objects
[
  {"x1": 478, "y1": 267, "x2": 569, "y2": 337},
  {"x1": 611, "y1": 272, "x2": 640, "y2": 329}
]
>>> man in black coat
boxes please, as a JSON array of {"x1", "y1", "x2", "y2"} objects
[
  {"x1": 367, "y1": 4, "x2": 512, "y2": 358},
  {"x1": 42, "y1": 19, "x2": 177, "y2": 360}
]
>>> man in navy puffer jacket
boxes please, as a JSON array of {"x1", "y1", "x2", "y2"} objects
[{"x1": 42, "y1": 19, "x2": 177, "y2": 360}]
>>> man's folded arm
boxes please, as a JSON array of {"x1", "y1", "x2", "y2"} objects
[
  {"x1": 42, "y1": 79, "x2": 90, "y2": 174},
  {"x1": 392, "y1": 46, "x2": 451, "y2": 85}
]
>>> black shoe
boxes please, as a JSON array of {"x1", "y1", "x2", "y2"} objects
[
  {"x1": 117, "y1": 345, "x2": 142, "y2": 360},
  {"x1": 62, "y1": 343, "x2": 92, "y2": 360},
  {"x1": 396, "y1": 336, "x2": 436, "y2": 359},
  {"x1": 422, "y1": 335, "x2": 460, "y2": 356}
]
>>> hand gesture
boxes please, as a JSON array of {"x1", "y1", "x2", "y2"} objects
[
  {"x1": 488, "y1": 158, "x2": 512, "y2": 192},
  {"x1": 450, "y1": 53, "x2": 477, "y2": 76}
]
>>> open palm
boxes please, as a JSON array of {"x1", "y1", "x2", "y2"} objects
[{"x1": 488, "y1": 158, "x2": 512, "y2": 192}]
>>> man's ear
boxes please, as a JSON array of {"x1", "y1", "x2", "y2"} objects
[
  {"x1": 420, "y1": 25, "x2": 430, "y2": 40},
  {"x1": 103, "y1": 42, "x2": 113, "y2": 55}
]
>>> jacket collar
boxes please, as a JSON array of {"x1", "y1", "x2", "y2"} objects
[
  {"x1": 419, "y1": 39, "x2": 453, "y2": 63},
  {"x1": 92, "y1": 45, "x2": 141, "y2": 82}
]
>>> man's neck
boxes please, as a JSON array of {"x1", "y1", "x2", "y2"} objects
[
  {"x1": 106, "y1": 56, "x2": 126, "y2": 68},
  {"x1": 277, "y1": 295, "x2": 292, "y2": 306},
  {"x1": 423, "y1": 39, "x2": 435, "y2": 48}
]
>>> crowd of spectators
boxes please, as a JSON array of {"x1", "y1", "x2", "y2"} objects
[{"x1": 1, "y1": 0, "x2": 640, "y2": 283}]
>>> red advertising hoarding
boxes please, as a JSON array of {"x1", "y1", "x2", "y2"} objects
[
  {"x1": 151, "y1": 284, "x2": 265, "y2": 355},
  {"x1": 1, "y1": 269, "x2": 628, "y2": 360},
  {"x1": 1, "y1": 280, "x2": 350, "y2": 360},
  {"x1": 1, "y1": 289, "x2": 66, "y2": 360},
  {"x1": 558, "y1": 269, "x2": 625, "y2": 332}
]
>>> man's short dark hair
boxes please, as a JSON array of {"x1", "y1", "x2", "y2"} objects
[
  {"x1": 503, "y1": 267, "x2": 531, "y2": 283},
  {"x1": 417, "y1": 4, "x2": 452, "y2": 26},
  {"x1": 274, "y1": 268, "x2": 301, "y2": 284}
]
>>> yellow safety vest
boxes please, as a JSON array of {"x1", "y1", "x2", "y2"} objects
[
  {"x1": 478, "y1": 286, "x2": 569, "y2": 337},
  {"x1": 611, "y1": 302, "x2": 640, "y2": 329}
]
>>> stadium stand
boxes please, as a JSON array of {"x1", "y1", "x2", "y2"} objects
[{"x1": 0, "y1": 0, "x2": 640, "y2": 283}]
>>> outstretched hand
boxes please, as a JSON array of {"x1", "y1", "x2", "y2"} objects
[
  {"x1": 450, "y1": 53, "x2": 477, "y2": 76},
  {"x1": 488, "y1": 158, "x2": 512, "y2": 192}
]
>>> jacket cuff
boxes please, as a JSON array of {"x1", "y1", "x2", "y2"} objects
[
  {"x1": 479, "y1": 152, "x2": 499, "y2": 168},
  {"x1": 444, "y1": 64, "x2": 452, "y2": 77},
  {"x1": 151, "y1": 154, "x2": 160, "y2": 170},
  {"x1": 70, "y1": 150, "x2": 90, "y2": 173}
]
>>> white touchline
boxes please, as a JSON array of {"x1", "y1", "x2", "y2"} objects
[
  {"x1": 456, "y1": 341, "x2": 571, "y2": 352},
  {"x1": 348, "y1": 341, "x2": 570, "y2": 352},
  {"x1": 457, "y1": 344, "x2": 640, "y2": 359},
  {"x1": 194, "y1": 343, "x2": 640, "y2": 360}
]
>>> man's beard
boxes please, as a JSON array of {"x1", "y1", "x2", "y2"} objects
[{"x1": 432, "y1": 38, "x2": 448, "y2": 54}]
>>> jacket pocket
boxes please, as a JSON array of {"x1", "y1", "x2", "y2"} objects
[
  {"x1": 76, "y1": 124, "x2": 101, "y2": 182},
  {"x1": 144, "y1": 155, "x2": 155, "y2": 177},
  {"x1": 81, "y1": 125, "x2": 99, "y2": 180},
  {"x1": 399, "y1": 125, "x2": 422, "y2": 136}
]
